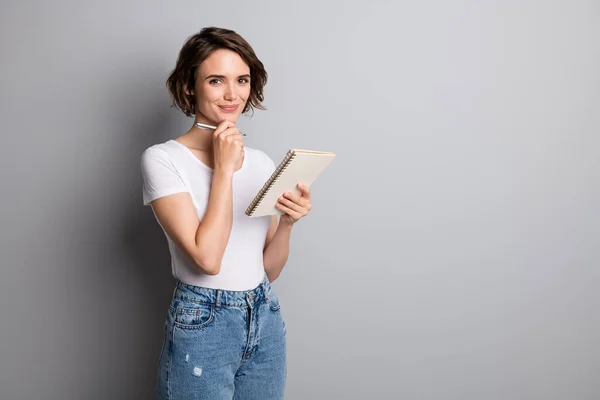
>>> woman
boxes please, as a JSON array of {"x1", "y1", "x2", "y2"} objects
[{"x1": 141, "y1": 27, "x2": 312, "y2": 399}]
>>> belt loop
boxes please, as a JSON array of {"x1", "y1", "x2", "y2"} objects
[{"x1": 215, "y1": 289, "x2": 222, "y2": 311}]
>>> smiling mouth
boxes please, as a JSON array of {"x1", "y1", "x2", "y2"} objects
[{"x1": 218, "y1": 105, "x2": 240, "y2": 112}]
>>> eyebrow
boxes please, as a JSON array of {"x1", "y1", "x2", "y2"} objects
[{"x1": 205, "y1": 74, "x2": 251, "y2": 80}]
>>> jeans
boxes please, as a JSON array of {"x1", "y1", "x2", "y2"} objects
[{"x1": 156, "y1": 274, "x2": 287, "y2": 399}]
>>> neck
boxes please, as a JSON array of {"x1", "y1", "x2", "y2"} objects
[{"x1": 187, "y1": 113, "x2": 218, "y2": 151}]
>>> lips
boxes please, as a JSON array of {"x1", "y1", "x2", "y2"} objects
[{"x1": 218, "y1": 105, "x2": 240, "y2": 113}]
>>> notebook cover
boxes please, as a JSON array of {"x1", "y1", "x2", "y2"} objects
[{"x1": 246, "y1": 150, "x2": 336, "y2": 217}]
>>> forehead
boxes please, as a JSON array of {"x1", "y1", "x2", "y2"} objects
[{"x1": 198, "y1": 49, "x2": 250, "y2": 76}]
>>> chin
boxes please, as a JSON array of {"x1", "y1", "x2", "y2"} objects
[
  {"x1": 224, "y1": 114, "x2": 240, "y2": 121},
  {"x1": 216, "y1": 113, "x2": 241, "y2": 123}
]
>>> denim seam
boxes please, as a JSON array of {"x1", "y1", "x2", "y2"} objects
[
  {"x1": 157, "y1": 320, "x2": 167, "y2": 366},
  {"x1": 167, "y1": 316, "x2": 174, "y2": 399},
  {"x1": 175, "y1": 295, "x2": 250, "y2": 309},
  {"x1": 173, "y1": 305, "x2": 216, "y2": 330}
]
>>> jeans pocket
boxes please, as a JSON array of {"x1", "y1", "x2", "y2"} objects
[{"x1": 172, "y1": 302, "x2": 215, "y2": 330}]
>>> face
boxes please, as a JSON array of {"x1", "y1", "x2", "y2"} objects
[{"x1": 190, "y1": 49, "x2": 251, "y2": 125}]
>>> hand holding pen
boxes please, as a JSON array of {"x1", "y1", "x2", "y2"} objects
[{"x1": 198, "y1": 120, "x2": 245, "y2": 174}]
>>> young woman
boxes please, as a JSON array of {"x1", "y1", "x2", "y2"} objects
[{"x1": 141, "y1": 27, "x2": 312, "y2": 399}]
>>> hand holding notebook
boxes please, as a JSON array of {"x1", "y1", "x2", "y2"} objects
[{"x1": 246, "y1": 149, "x2": 336, "y2": 217}]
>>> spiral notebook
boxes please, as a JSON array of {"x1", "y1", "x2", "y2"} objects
[{"x1": 245, "y1": 149, "x2": 336, "y2": 217}]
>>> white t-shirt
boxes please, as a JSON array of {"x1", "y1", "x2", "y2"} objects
[{"x1": 140, "y1": 139, "x2": 276, "y2": 291}]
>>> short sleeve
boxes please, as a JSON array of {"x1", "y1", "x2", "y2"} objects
[{"x1": 140, "y1": 146, "x2": 189, "y2": 206}]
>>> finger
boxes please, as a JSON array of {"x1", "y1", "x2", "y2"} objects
[
  {"x1": 297, "y1": 182, "x2": 311, "y2": 200},
  {"x1": 216, "y1": 131, "x2": 244, "y2": 149},
  {"x1": 278, "y1": 195, "x2": 305, "y2": 214},
  {"x1": 219, "y1": 127, "x2": 244, "y2": 140},
  {"x1": 214, "y1": 120, "x2": 235, "y2": 136},
  {"x1": 218, "y1": 125, "x2": 240, "y2": 136},
  {"x1": 275, "y1": 202, "x2": 302, "y2": 220},
  {"x1": 282, "y1": 191, "x2": 310, "y2": 208}
]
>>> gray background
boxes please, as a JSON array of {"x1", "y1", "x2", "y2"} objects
[{"x1": 1, "y1": 0, "x2": 598, "y2": 399}]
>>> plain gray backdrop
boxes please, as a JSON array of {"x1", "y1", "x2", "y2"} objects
[{"x1": 1, "y1": 1, "x2": 598, "y2": 399}]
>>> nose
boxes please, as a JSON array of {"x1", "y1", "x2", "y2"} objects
[{"x1": 223, "y1": 83, "x2": 238, "y2": 101}]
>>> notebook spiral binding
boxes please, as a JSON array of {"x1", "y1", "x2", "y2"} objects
[{"x1": 245, "y1": 150, "x2": 297, "y2": 216}]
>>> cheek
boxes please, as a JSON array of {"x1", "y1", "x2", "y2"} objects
[
  {"x1": 242, "y1": 87, "x2": 251, "y2": 99},
  {"x1": 198, "y1": 85, "x2": 221, "y2": 102}
]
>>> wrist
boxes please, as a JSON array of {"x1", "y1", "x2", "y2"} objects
[
  {"x1": 213, "y1": 166, "x2": 234, "y2": 178},
  {"x1": 279, "y1": 217, "x2": 295, "y2": 230}
]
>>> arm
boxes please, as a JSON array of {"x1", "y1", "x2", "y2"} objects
[
  {"x1": 263, "y1": 182, "x2": 313, "y2": 282},
  {"x1": 263, "y1": 216, "x2": 294, "y2": 282},
  {"x1": 151, "y1": 167, "x2": 234, "y2": 275}
]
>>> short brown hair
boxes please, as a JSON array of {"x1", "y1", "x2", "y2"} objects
[{"x1": 166, "y1": 27, "x2": 268, "y2": 117}]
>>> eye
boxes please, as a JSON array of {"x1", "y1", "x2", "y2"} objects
[
  {"x1": 209, "y1": 78, "x2": 222, "y2": 85},
  {"x1": 238, "y1": 77, "x2": 250, "y2": 84}
]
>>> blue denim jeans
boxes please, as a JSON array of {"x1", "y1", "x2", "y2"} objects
[{"x1": 156, "y1": 275, "x2": 287, "y2": 399}]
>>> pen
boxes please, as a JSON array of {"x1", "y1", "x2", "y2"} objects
[{"x1": 194, "y1": 122, "x2": 247, "y2": 136}]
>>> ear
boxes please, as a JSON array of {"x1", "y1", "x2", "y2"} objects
[{"x1": 185, "y1": 86, "x2": 194, "y2": 96}]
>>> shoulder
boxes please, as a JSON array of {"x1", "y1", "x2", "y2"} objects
[
  {"x1": 140, "y1": 141, "x2": 180, "y2": 172},
  {"x1": 141, "y1": 140, "x2": 178, "y2": 159},
  {"x1": 141, "y1": 143, "x2": 166, "y2": 159}
]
